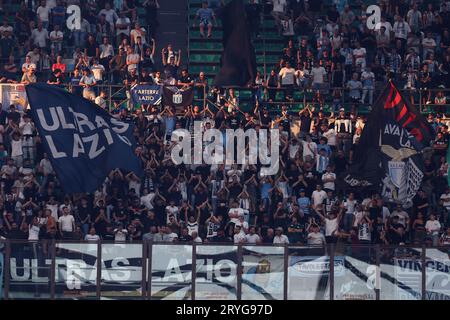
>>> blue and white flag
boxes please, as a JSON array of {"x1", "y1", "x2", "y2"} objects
[
  {"x1": 26, "y1": 83, "x2": 142, "y2": 194},
  {"x1": 130, "y1": 84, "x2": 162, "y2": 105}
]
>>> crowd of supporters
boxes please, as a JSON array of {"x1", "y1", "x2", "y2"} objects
[{"x1": 0, "y1": 1, "x2": 449, "y2": 251}]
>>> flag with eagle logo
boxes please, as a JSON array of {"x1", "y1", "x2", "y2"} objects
[
  {"x1": 345, "y1": 81, "x2": 434, "y2": 206},
  {"x1": 162, "y1": 85, "x2": 194, "y2": 108}
]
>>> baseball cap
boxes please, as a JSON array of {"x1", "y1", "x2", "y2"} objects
[{"x1": 339, "y1": 107, "x2": 345, "y2": 112}]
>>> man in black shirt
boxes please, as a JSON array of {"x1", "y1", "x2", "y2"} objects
[
  {"x1": 299, "y1": 105, "x2": 312, "y2": 138},
  {"x1": 85, "y1": 34, "x2": 99, "y2": 59},
  {"x1": 326, "y1": 4, "x2": 339, "y2": 23},
  {"x1": 124, "y1": 68, "x2": 139, "y2": 89},
  {"x1": 227, "y1": 110, "x2": 240, "y2": 129},
  {"x1": 162, "y1": 49, "x2": 181, "y2": 80},
  {"x1": 178, "y1": 69, "x2": 194, "y2": 87},
  {"x1": 139, "y1": 69, "x2": 154, "y2": 84},
  {"x1": 178, "y1": 227, "x2": 193, "y2": 242},
  {"x1": 209, "y1": 228, "x2": 232, "y2": 243},
  {"x1": 7, "y1": 105, "x2": 21, "y2": 125},
  {"x1": 47, "y1": 69, "x2": 64, "y2": 85},
  {"x1": 259, "y1": 108, "x2": 271, "y2": 129}
]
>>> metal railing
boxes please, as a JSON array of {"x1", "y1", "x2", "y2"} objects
[
  {"x1": 1, "y1": 239, "x2": 449, "y2": 300},
  {"x1": 4, "y1": 82, "x2": 448, "y2": 114}
]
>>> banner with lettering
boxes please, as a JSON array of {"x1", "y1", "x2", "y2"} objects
[
  {"x1": 26, "y1": 83, "x2": 142, "y2": 194},
  {"x1": 130, "y1": 84, "x2": 162, "y2": 106}
]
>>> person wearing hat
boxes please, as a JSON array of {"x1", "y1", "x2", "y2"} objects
[
  {"x1": 273, "y1": 227, "x2": 289, "y2": 244},
  {"x1": 20, "y1": 65, "x2": 37, "y2": 85}
]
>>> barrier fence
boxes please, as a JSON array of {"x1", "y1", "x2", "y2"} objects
[
  {"x1": 0, "y1": 240, "x2": 449, "y2": 300},
  {"x1": 1, "y1": 83, "x2": 449, "y2": 116}
]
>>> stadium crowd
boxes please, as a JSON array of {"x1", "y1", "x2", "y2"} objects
[{"x1": 0, "y1": 0, "x2": 449, "y2": 252}]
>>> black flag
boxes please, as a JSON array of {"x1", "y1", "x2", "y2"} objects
[
  {"x1": 213, "y1": 0, "x2": 257, "y2": 87},
  {"x1": 344, "y1": 81, "x2": 434, "y2": 205},
  {"x1": 162, "y1": 86, "x2": 194, "y2": 108}
]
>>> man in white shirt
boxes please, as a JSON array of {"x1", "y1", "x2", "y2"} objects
[
  {"x1": 126, "y1": 46, "x2": 140, "y2": 73},
  {"x1": 393, "y1": 15, "x2": 411, "y2": 41},
  {"x1": 310, "y1": 61, "x2": 327, "y2": 91},
  {"x1": 271, "y1": 0, "x2": 287, "y2": 34},
  {"x1": 245, "y1": 226, "x2": 261, "y2": 244},
  {"x1": 165, "y1": 201, "x2": 179, "y2": 224},
  {"x1": 44, "y1": 197, "x2": 59, "y2": 221},
  {"x1": 322, "y1": 166, "x2": 336, "y2": 191},
  {"x1": 406, "y1": 3, "x2": 422, "y2": 33},
  {"x1": 228, "y1": 201, "x2": 245, "y2": 225},
  {"x1": 390, "y1": 204, "x2": 409, "y2": 229},
  {"x1": 114, "y1": 223, "x2": 128, "y2": 241},
  {"x1": 85, "y1": 227, "x2": 100, "y2": 241},
  {"x1": 130, "y1": 22, "x2": 147, "y2": 45},
  {"x1": 95, "y1": 90, "x2": 107, "y2": 109},
  {"x1": 31, "y1": 22, "x2": 49, "y2": 48},
  {"x1": 425, "y1": 214, "x2": 441, "y2": 246},
  {"x1": 233, "y1": 225, "x2": 246, "y2": 244},
  {"x1": 353, "y1": 42, "x2": 367, "y2": 69},
  {"x1": 307, "y1": 224, "x2": 326, "y2": 245},
  {"x1": 39, "y1": 153, "x2": 54, "y2": 176},
  {"x1": 321, "y1": 123, "x2": 337, "y2": 149},
  {"x1": 90, "y1": 59, "x2": 106, "y2": 83},
  {"x1": 278, "y1": 61, "x2": 296, "y2": 99},
  {"x1": 28, "y1": 219, "x2": 41, "y2": 241},
  {"x1": 422, "y1": 31, "x2": 436, "y2": 59},
  {"x1": 439, "y1": 188, "x2": 450, "y2": 211},
  {"x1": 311, "y1": 184, "x2": 327, "y2": 208},
  {"x1": 99, "y1": 37, "x2": 114, "y2": 64},
  {"x1": 49, "y1": 24, "x2": 63, "y2": 53},
  {"x1": 375, "y1": 15, "x2": 393, "y2": 34},
  {"x1": 343, "y1": 193, "x2": 357, "y2": 231},
  {"x1": 98, "y1": 2, "x2": 118, "y2": 31},
  {"x1": 376, "y1": 26, "x2": 391, "y2": 49},
  {"x1": 140, "y1": 188, "x2": 156, "y2": 210},
  {"x1": 36, "y1": 0, "x2": 50, "y2": 29},
  {"x1": 301, "y1": 134, "x2": 317, "y2": 161},
  {"x1": 0, "y1": 21, "x2": 13, "y2": 37},
  {"x1": 273, "y1": 227, "x2": 289, "y2": 244},
  {"x1": 316, "y1": 207, "x2": 343, "y2": 243},
  {"x1": 58, "y1": 206, "x2": 75, "y2": 238},
  {"x1": 116, "y1": 12, "x2": 131, "y2": 42},
  {"x1": 361, "y1": 66, "x2": 375, "y2": 105},
  {"x1": 22, "y1": 56, "x2": 36, "y2": 74}
]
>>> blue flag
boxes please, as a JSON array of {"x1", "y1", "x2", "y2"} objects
[
  {"x1": 130, "y1": 84, "x2": 162, "y2": 105},
  {"x1": 26, "y1": 83, "x2": 142, "y2": 194}
]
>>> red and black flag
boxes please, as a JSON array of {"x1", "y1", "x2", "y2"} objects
[{"x1": 344, "y1": 81, "x2": 435, "y2": 205}]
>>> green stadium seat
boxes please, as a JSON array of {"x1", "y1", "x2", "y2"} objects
[
  {"x1": 189, "y1": 65, "x2": 221, "y2": 74},
  {"x1": 190, "y1": 30, "x2": 223, "y2": 39},
  {"x1": 190, "y1": 42, "x2": 223, "y2": 51},
  {"x1": 256, "y1": 55, "x2": 281, "y2": 65},
  {"x1": 190, "y1": 54, "x2": 221, "y2": 63}
]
